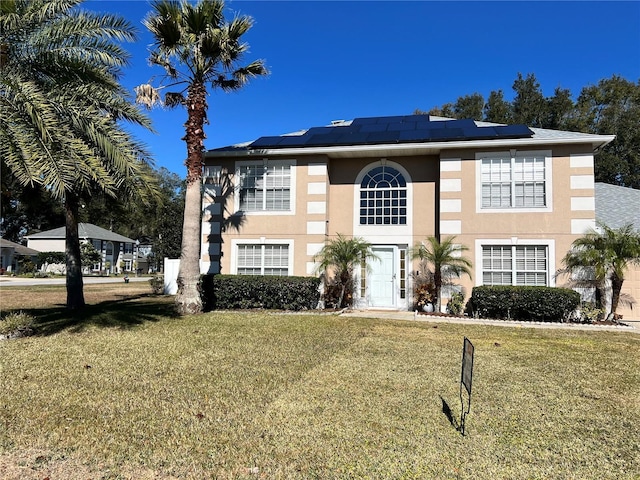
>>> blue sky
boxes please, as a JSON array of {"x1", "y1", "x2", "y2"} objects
[{"x1": 87, "y1": 1, "x2": 640, "y2": 176}]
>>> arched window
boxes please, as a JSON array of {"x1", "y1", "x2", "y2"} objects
[{"x1": 359, "y1": 165, "x2": 407, "y2": 225}]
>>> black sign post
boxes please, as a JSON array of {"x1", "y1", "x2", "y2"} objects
[{"x1": 459, "y1": 337, "x2": 474, "y2": 436}]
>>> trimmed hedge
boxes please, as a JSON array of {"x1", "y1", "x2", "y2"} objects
[
  {"x1": 466, "y1": 286, "x2": 581, "y2": 322},
  {"x1": 201, "y1": 274, "x2": 321, "y2": 311}
]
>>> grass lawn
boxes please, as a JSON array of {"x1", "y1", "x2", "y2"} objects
[{"x1": 1, "y1": 284, "x2": 639, "y2": 479}]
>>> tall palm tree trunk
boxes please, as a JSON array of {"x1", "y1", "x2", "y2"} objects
[
  {"x1": 175, "y1": 81, "x2": 207, "y2": 315},
  {"x1": 65, "y1": 192, "x2": 85, "y2": 310}
]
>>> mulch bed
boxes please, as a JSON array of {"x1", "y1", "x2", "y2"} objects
[{"x1": 416, "y1": 311, "x2": 630, "y2": 327}]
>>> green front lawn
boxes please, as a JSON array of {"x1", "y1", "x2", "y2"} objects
[{"x1": 1, "y1": 301, "x2": 639, "y2": 478}]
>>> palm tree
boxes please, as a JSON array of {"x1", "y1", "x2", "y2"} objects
[
  {"x1": 314, "y1": 234, "x2": 379, "y2": 309},
  {"x1": 410, "y1": 236, "x2": 472, "y2": 312},
  {"x1": 562, "y1": 223, "x2": 640, "y2": 320},
  {"x1": 1, "y1": 0, "x2": 156, "y2": 309},
  {"x1": 135, "y1": 0, "x2": 267, "y2": 315}
]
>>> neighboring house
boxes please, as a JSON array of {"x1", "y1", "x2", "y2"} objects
[
  {"x1": 25, "y1": 223, "x2": 139, "y2": 274},
  {"x1": 594, "y1": 182, "x2": 640, "y2": 320},
  {"x1": 201, "y1": 114, "x2": 630, "y2": 315},
  {"x1": 0, "y1": 238, "x2": 39, "y2": 274}
]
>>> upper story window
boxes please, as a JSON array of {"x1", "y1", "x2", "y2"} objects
[
  {"x1": 359, "y1": 165, "x2": 407, "y2": 225},
  {"x1": 238, "y1": 161, "x2": 292, "y2": 212},
  {"x1": 480, "y1": 151, "x2": 549, "y2": 210}
]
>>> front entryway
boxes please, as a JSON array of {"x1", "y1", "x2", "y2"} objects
[{"x1": 369, "y1": 247, "x2": 395, "y2": 308}]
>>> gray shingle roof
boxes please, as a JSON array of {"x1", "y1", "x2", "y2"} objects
[
  {"x1": 0, "y1": 238, "x2": 40, "y2": 255},
  {"x1": 26, "y1": 223, "x2": 136, "y2": 243},
  {"x1": 595, "y1": 183, "x2": 640, "y2": 231}
]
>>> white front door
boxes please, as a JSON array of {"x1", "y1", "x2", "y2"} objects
[{"x1": 369, "y1": 247, "x2": 395, "y2": 308}]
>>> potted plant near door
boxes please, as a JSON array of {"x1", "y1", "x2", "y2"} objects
[{"x1": 415, "y1": 282, "x2": 436, "y2": 312}]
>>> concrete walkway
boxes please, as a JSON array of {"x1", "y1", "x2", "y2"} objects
[{"x1": 341, "y1": 309, "x2": 640, "y2": 334}]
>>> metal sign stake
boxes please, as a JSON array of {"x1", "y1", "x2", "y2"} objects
[{"x1": 459, "y1": 337, "x2": 474, "y2": 436}]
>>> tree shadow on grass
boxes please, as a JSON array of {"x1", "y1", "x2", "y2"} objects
[{"x1": 24, "y1": 294, "x2": 177, "y2": 337}]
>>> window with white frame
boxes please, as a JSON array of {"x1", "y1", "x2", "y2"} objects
[
  {"x1": 359, "y1": 165, "x2": 407, "y2": 225},
  {"x1": 237, "y1": 244, "x2": 289, "y2": 276},
  {"x1": 481, "y1": 152, "x2": 547, "y2": 209},
  {"x1": 482, "y1": 245, "x2": 548, "y2": 286},
  {"x1": 237, "y1": 161, "x2": 292, "y2": 212}
]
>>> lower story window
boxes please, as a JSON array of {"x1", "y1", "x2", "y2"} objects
[
  {"x1": 482, "y1": 245, "x2": 548, "y2": 286},
  {"x1": 237, "y1": 244, "x2": 289, "y2": 276}
]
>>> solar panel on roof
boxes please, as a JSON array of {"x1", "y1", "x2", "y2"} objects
[
  {"x1": 351, "y1": 117, "x2": 379, "y2": 125},
  {"x1": 277, "y1": 135, "x2": 309, "y2": 146},
  {"x1": 245, "y1": 116, "x2": 534, "y2": 150},
  {"x1": 305, "y1": 133, "x2": 344, "y2": 146},
  {"x1": 388, "y1": 122, "x2": 417, "y2": 132},
  {"x1": 367, "y1": 130, "x2": 401, "y2": 143},
  {"x1": 250, "y1": 136, "x2": 284, "y2": 148},
  {"x1": 375, "y1": 115, "x2": 407, "y2": 124},
  {"x1": 398, "y1": 130, "x2": 432, "y2": 142},
  {"x1": 430, "y1": 128, "x2": 465, "y2": 140},
  {"x1": 416, "y1": 121, "x2": 439, "y2": 130},
  {"x1": 360, "y1": 123, "x2": 389, "y2": 133},
  {"x1": 305, "y1": 126, "x2": 335, "y2": 135},
  {"x1": 338, "y1": 132, "x2": 371, "y2": 144}
]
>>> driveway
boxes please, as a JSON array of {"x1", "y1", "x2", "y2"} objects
[{"x1": 0, "y1": 275, "x2": 150, "y2": 287}]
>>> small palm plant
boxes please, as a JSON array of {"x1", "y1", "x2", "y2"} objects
[
  {"x1": 562, "y1": 223, "x2": 640, "y2": 321},
  {"x1": 314, "y1": 235, "x2": 379, "y2": 309},
  {"x1": 410, "y1": 236, "x2": 472, "y2": 312}
]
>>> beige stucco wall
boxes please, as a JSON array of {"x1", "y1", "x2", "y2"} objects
[
  {"x1": 26, "y1": 238, "x2": 65, "y2": 252},
  {"x1": 324, "y1": 155, "x2": 439, "y2": 239},
  {"x1": 618, "y1": 265, "x2": 640, "y2": 321},
  {"x1": 440, "y1": 144, "x2": 597, "y2": 301},
  {"x1": 206, "y1": 156, "x2": 330, "y2": 276}
]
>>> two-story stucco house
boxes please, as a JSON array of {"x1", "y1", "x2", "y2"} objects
[
  {"x1": 201, "y1": 114, "x2": 623, "y2": 314},
  {"x1": 26, "y1": 223, "x2": 139, "y2": 274}
]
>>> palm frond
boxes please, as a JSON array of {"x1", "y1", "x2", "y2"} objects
[
  {"x1": 134, "y1": 83, "x2": 163, "y2": 109},
  {"x1": 1, "y1": 0, "x2": 156, "y2": 202}
]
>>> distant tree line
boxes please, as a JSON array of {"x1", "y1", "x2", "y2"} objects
[
  {"x1": 416, "y1": 73, "x2": 640, "y2": 189},
  {"x1": 1, "y1": 166, "x2": 184, "y2": 272}
]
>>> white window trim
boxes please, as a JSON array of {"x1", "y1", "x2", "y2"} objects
[
  {"x1": 474, "y1": 238, "x2": 556, "y2": 287},
  {"x1": 231, "y1": 238, "x2": 294, "y2": 275},
  {"x1": 234, "y1": 159, "x2": 297, "y2": 216},
  {"x1": 475, "y1": 150, "x2": 553, "y2": 213},
  {"x1": 353, "y1": 159, "x2": 413, "y2": 238}
]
